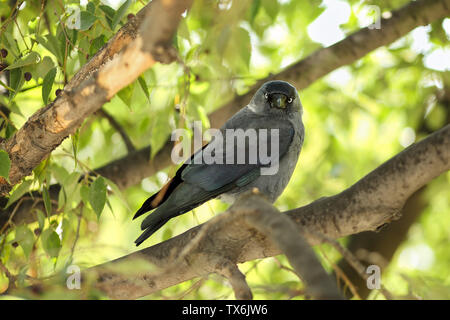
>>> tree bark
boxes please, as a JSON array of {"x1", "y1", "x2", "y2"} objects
[
  {"x1": 40, "y1": 125, "x2": 449, "y2": 299},
  {"x1": 0, "y1": 0, "x2": 193, "y2": 195},
  {"x1": 2, "y1": 0, "x2": 449, "y2": 226}
]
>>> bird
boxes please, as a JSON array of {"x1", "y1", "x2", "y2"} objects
[{"x1": 133, "y1": 80, "x2": 305, "y2": 246}]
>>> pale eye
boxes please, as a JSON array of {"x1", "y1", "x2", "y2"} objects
[
  {"x1": 264, "y1": 93, "x2": 269, "y2": 100},
  {"x1": 288, "y1": 97, "x2": 293, "y2": 103}
]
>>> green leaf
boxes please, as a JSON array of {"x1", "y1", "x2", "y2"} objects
[
  {"x1": 79, "y1": 11, "x2": 97, "y2": 31},
  {"x1": 89, "y1": 35, "x2": 106, "y2": 56},
  {"x1": 6, "y1": 180, "x2": 32, "y2": 208},
  {"x1": 103, "y1": 177, "x2": 130, "y2": 210},
  {"x1": 35, "y1": 56, "x2": 55, "y2": 79},
  {"x1": 50, "y1": 164, "x2": 69, "y2": 186},
  {"x1": 80, "y1": 183, "x2": 90, "y2": 205},
  {"x1": 43, "y1": 187, "x2": 52, "y2": 216},
  {"x1": 111, "y1": 0, "x2": 132, "y2": 30},
  {"x1": 41, "y1": 229, "x2": 61, "y2": 258},
  {"x1": 72, "y1": 131, "x2": 79, "y2": 168},
  {"x1": 36, "y1": 209, "x2": 46, "y2": 231},
  {"x1": 117, "y1": 82, "x2": 134, "y2": 108},
  {"x1": 261, "y1": 0, "x2": 280, "y2": 21},
  {"x1": 3, "y1": 31, "x2": 20, "y2": 57},
  {"x1": 42, "y1": 67, "x2": 57, "y2": 105},
  {"x1": 9, "y1": 68, "x2": 24, "y2": 99},
  {"x1": 36, "y1": 35, "x2": 63, "y2": 64},
  {"x1": 5, "y1": 52, "x2": 41, "y2": 70},
  {"x1": 138, "y1": 76, "x2": 150, "y2": 101},
  {"x1": 89, "y1": 176, "x2": 107, "y2": 219},
  {"x1": 0, "y1": 150, "x2": 11, "y2": 180},
  {"x1": 99, "y1": 5, "x2": 115, "y2": 29},
  {"x1": 87, "y1": 2, "x2": 96, "y2": 14},
  {"x1": 249, "y1": 0, "x2": 261, "y2": 24},
  {"x1": 58, "y1": 187, "x2": 66, "y2": 210},
  {"x1": 15, "y1": 225, "x2": 35, "y2": 258}
]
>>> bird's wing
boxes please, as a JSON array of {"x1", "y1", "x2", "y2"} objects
[
  {"x1": 133, "y1": 113, "x2": 296, "y2": 245},
  {"x1": 181, "y1": 115, "x2": 295, "y2": 191},
  {"x1": 133, "y1": 113, "x2": 294, "y2": 220}
]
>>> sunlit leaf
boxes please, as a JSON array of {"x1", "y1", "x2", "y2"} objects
[
  {"x1": 42, "y1": 67, "x2": 57, "y2": 105},
  {"x1": 41, "y1": 229, "x2": 61, "y2": 258},
  {"x1": 111, "y1": 0, "x2": 132, "y2": 30},
  {"x1": 79, "y1": 11, "x2": 97, "y2": 31},
  {"x1": 15, "y1": 225, "x2": 35, "y2": 258},
  {"x1": 43, "y1": 186, "x2": 52, "y2": 216},
  {"x1": 6, "y1": 180, "x2": 32, "y2": 208},
  {"x1": 0, "y1": 150, "x2": 10, "y2": 181},
  {"x1": 5, "y1": 52, "x2": 41, "y2": 70},
  {"x1": 89, "y1": 176, "x2": 107, "y2": 219}
]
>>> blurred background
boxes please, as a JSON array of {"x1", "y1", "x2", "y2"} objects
[{"x1": 0, "y1": 0, "x2": 449, "y2": 299}]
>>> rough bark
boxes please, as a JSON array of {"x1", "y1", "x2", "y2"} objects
[
  {"x1": 103, "y1": 0, "x2": 450, "y2": 191},
  {"x1": 335, "y1": 187, "x2": 427, "y2": 299},
  {"x1": 2, "y1": 0, "x2": 449, "y2": 225},
  {"x1": 43, "y1": 125, "x2": 449, "y2": 299},
  {"x1": 0, "y1": 0, "x2": 193, "y2": 195}
]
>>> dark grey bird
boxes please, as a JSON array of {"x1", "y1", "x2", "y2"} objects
[{"x1": 133, "y1": 80, "x2": 305, "y2": 246}]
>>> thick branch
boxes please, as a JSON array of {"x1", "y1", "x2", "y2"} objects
[
  {"x1": 215, "y1": 261, "x2": 253, "y2": 300},
  {"x1": 1, "y1": 0, "x2": 449, "y2": 233},
  {"x1": 243, "y1": 194, "x2": 343, "y2": 300},
  {"x1": 57, "y1": 125, "x2": 450, "y2": 299},
  {"x1": 0, "y1": 0, "x2": 193, "y2": 195}
]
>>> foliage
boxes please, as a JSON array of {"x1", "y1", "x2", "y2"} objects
[{"x1": 0, "y1": 0, "x2": 449, "y2": 300}]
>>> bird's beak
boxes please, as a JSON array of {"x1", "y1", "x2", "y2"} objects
[{"x1": 271, "y1": 93, "x2": 288, "y2": 109}]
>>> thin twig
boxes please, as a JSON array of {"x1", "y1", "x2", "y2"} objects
[
  {"x1": 311, "y1": 231, "x2": 394, "y2": 300},
  {"x1": 97, "y1": 109, "x2": 136, "y2": 153}
]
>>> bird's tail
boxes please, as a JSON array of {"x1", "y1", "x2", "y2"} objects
[{"x1": 134, "y1": 217, "x2": 170, "y2": 246}]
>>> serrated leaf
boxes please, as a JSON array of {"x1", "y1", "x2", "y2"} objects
[
  {"x1": 42, "y1": 67, "x2": 57, "y2": 105},
  {"x1": 79, "y1": 11, "x2": 97, "y2": 31},
  {"x1": 41, "y1": 229, "x2": 61, "y2": 258},
  {"x1": 15, "y1": 225, "x2": 35, "y2": 258},
  {"x1": 111, "y1": 0, "x2": 132, "y2": 30},
  {"x1": 89, "y1": 177, "x2": 106, "y2": 219},
  {"x1": 6, "y1": 52, "x2": 41, "y2": 70},
  {"x1": 0, "y1": 150, "x2": 11, "y2": 180},
  {"x1": 6, "y1": 180, "x2": 32, "y2": 208}
]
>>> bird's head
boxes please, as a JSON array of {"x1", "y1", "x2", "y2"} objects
[{"x1": 249, "y1": 80, "x2": 302, "y2": 116}]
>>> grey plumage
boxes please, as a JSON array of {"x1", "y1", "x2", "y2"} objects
[{"x1": 133, "y1": 80, "x2": 305, "y2": 246}]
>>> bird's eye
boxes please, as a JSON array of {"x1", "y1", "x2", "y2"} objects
[
  {"x1": 288, "y1": 97, "x2": 293, "y2": 103},
  {"x1": 264, "y1": 93, "x2": 269, "y2": 100}
]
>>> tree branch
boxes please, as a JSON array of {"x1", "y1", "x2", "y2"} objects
[
  {"x1": 1, "y1": 0, "x2": 449, "y2": 235},
  {"x1": 243, "y1": 193, "x2": 343, "y2": 300},
  {"x1": 0, "y1": 0, "x2": 193, "y2": 195},
  {"x1": 97, "y1": 108, "x2": 136, "y2": 153},
  {"x1": 215, "y1": 261, "x2": 253, "y2": 300},
  {"x1": 40, "y1": 125, "x2": 448, "y2": 299}
]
